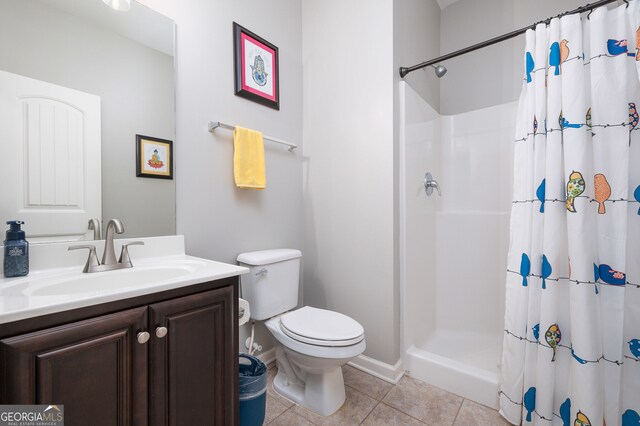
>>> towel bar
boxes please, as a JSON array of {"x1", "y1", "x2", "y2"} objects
[{"x1": 208, "y1": 121, "x2": 297, "y2": 151}]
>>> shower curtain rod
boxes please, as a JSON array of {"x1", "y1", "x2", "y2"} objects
[{"x1": 399, "y1": 0, "x2": 623, "y2": 78}]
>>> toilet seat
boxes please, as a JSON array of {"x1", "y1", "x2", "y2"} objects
[
  {"x1": 280, "y1": 306, "x2": 364, "y2": 347},
  {"x1": 265, "y1": 313, "x2": 366, "y2": 360}
]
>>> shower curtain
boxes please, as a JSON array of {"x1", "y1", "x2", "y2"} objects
[{"x1": 500, "y1": 3, "x2": 640, "y2": 426}]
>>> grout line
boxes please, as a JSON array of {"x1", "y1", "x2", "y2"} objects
[
  {"x1": 344, "y1": 383, "x2": 383, "y2": 402},
  {"x1": 344, "y1": 365, "x2": 396, "y2": 401},
  {"x1": 266, "y1": 394, "x2": 291, "y2": 425},
  {"x1": 267, "y1": 406, "x2": 289, "y2": 425},
  {"x1": 344, "y1": 383, "x2": 389, "y2": 402},
  {"x1": 450, "y1": 398, "x2": 466, "y2": 426},
  {"x1": 359, "y1": 401, "x2": 381, "y2": 425},
  {"x1": 379, "y1": 380, "x2": 395, "y2": 401},
  {"x1": 345, "y1": 384, "x2": 382, "y2": 401},
  {"x1": 286, "y1": 401, "x2": 321, "y2": 426},
  {"x1": 378, "y1": 401, "x2": 430, "y2": 425}
]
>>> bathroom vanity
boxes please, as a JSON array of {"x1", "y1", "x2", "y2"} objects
[
  {"x1": 0, "y1": 2, "x2": 239, "y2": 422},
  {"x1": 0, "y1": 236, "x2": 247, "y2": 426}
]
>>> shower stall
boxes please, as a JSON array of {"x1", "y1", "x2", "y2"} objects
[{"x1": 399, "y1": 81, "x2": 516, "y2": 409}]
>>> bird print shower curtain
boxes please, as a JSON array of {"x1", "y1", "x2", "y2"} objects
[{"x1": 500, "y1": 3, "x2": 640, "y2": 426}]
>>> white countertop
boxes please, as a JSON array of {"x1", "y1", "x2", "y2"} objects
[{"x1": 0, "y1": 235, "x2": 248, "y2": 324}]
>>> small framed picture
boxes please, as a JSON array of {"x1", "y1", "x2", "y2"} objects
[
  {"x1": 233, "y1": 22, "x2": 280, "y2": 110},
  {"x1": 136, "y1": 134, "x2": 173, "y2": 179}
]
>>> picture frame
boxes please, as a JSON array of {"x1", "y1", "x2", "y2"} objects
[
  {"x1": 136, "y1": 134, "x2": 173, "y2": 180},
  {"x1": 233, "y1": 22, "x2": 280, "y2": 110}
]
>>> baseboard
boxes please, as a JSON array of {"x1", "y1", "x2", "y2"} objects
[
  {"x1": 348, "y1": 354, "x2": 404, "y2": 384},
  {"x1": 256, "y1": 347, "x2": 276, "y2": 366}
]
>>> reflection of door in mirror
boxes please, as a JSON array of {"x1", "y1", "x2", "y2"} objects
[
  {"x1": 0, "y1": 0, "x2": 175, "y2": 242},
  {"x1": 0, "y1": 70, "x2": 101, "y2": 242}
]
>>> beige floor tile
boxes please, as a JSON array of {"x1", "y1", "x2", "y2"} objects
[
  {"x1": 342, "y1": 365, "x2": 394, "y2": 401},
  {"x1": 268, "y1": 409, "x2": 316, "y2": 426},
  {"x1": 265, "y1": 360, "x2": 506, "y2": 426},
  {"x1": 264, "y1": 394, "x2": 289, "y2": 424},
  {"x1": 382, "y1": 376, "x2": 463, "y2": 426},
  {"x1": 291, "y1": 386, "x2": 378, "y2": 426},
  {"x1": 361, "y1": 402, "x2": 427, "y2": 426},
  {"x1": 267, "y1": 365, "x2": 295, "y2": 408},
  {"x1": 453, "y1": 399, "x2": 511, "y2": 426}
]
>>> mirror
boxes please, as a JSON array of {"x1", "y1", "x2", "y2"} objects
[{"x1": 0, "y1": 0, "x2": 175, "y2": 242}]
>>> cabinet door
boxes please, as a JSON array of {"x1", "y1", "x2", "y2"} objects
[
  {"x1": 149, "y1": 286, "x2": 237, "y2": 426},
  {"x1": 0, "y1": 307, "x2": 148, "y2": 426}
]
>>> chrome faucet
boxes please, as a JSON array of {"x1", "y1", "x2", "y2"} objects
[
  {"x1": 69, "y1": 219, "x2": 144, "y2": 273},
  {"x1": 88, "y1": 218, "x2": 101, "y2": 240},
  {"x1": 102, "y1": 219, "x2": 124, "y2": 266}
]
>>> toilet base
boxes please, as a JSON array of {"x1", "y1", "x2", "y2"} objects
[
  {"x1": 264, "y1": 313, "x2": 366, "y2": 416},
  {"x1": 272, "y1": 364, "x2": 346, "y2": 416}
]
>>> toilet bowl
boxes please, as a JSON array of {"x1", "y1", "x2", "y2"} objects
[
  {"x1": 265, "y1": 307, "x2": 366, "y2": 415},
  {"x1": 237, "y1": 249, "x2": 366, "y2": 416}
]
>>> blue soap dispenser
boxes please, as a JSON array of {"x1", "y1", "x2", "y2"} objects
[{"x1": 4, "y1": 221, "x2": 29, "y2": 277}]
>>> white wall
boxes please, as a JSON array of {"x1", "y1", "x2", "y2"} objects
[
  {"x1": 0, "y1": 0, "x2": 175, "y2": 238},
  {"x1": 394, "y1": 0, "x2": 441, "y2": 110},
  {"x1": 174, "y1": 0, "x2": 303, "y2": 259},
  {"x1": 137, "y1": 0, "x2": 175, "y2": 19},
  {"x1": 400, "y1": 82, "x2": 440, "y2": 349},
  {"x1": 143, "y1": 0, "x2": 303, "y2": 355},
  {"x1": 434, "y1": 103, "x2": 514, "y2": 336},
  {"x1": 440, "y1": 0, "x2": 586, "y2": 114},
  {"x1": 401, "y1": 81, "x2": 515, "y2": 353},
  {"x1": 302, "y1": 0, "x2": 397, "y2": 365}
]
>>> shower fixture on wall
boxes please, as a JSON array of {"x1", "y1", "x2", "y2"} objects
[
  {"x1": 431, "y1": 64, "x2": 447, "y2": 78},
  {"x1": 424, "y1": 172, "x2": 442, "y2": 196},
  {"x1": 422, "y1": 64, "x2": 447, "y2": 78}
]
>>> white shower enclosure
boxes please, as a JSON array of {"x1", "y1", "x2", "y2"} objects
[{"x1": 399, "y1": 81, "x2": 515, "y2": 409}]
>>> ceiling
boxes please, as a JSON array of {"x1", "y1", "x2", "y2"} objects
[
  {"x1": 38, "y1": 0, "x2": 174, "y2": 56},
  {"x1": 436, "y1": 0, "x2": 461, "y2": 9}
]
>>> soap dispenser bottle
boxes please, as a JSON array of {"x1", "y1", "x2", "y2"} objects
[{"x1": 4, "y1": 221, "x2": 29, "y2": 277}]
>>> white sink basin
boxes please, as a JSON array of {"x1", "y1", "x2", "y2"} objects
[
  {"x1": 34, "y1": 262, "x2": 204, "y2": 296},
  {"x1": 0, "y1": 249, "x2": 249, "y2": 324},
  {"x1": 1, "y1": 258, "x2": 208, "y2": 297}
]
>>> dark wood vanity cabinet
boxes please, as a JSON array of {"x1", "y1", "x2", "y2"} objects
[
  {"x1": 149, "y1": 288, "x2": 235, "y2": 425},
  {"x1": 0, "y1": 278, "x2": 238, "y2": 426},
  {"x1": 1, "y1": 306, "x2": 149, "y2": 426}
]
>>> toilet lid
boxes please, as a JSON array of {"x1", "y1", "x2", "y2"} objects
[{"x1": 280, "y1": 306, "x2": 364, "y2": 347}]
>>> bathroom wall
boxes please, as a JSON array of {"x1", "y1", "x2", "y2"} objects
[
  {"x1": 138, "y1": 0, "x2": 303, "y2": 356},
  {"x1": 393, "y1": 1, "x2": 441, "y2": 363},
  {"x1": 439, "y1": 0, "x2": 587, "y2": 114},
  {"x1": 394, "y1": 0, "x2": 441, "y2": 111},
  {"x1": 302, "y1": 0, "x2": 398, "y2": 366},
  {"x1": 400, "y1": 81, "x2": 516, "y2": 407},
  {"x1": 138, "y1": 0, "x2": 175, "y2": 19},
  {"x1": 0, "y1": 0, "x2": 175, "y2": 238},
  {"x1": 400, "y1": 83, "x2": 515, "y2": 347},
  {"x1": 400, "y1": 82, "x2": 440, "y2": 349}
]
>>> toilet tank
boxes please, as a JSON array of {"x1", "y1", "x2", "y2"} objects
[{"x1": 237, "y1": 249, "x2": 302, "y2": 320}]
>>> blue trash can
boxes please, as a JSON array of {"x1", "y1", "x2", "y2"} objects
[{"x1": 239, "y1": 353, "x2": 268, "y2": 426}]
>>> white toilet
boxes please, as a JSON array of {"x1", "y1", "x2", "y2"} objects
[{"x1": 237, "y1": 249, "x2": 366, "y2": 416}]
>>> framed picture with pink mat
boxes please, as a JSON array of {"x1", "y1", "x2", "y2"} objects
[{"x1": 233, "y1": 22, "x2": 279, "y2": 110}]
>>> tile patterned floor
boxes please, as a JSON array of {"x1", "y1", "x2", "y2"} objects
[{"x1": 264, "y1": 363, "x2": 512, "y2": 426}]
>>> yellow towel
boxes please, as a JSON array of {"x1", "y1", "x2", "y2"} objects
[{"x1": 233, "y1": 126, "x2": 266, "y2": 189}]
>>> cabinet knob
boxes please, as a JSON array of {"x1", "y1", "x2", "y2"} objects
[
  {"x1": 137, "y1": 331, "x2": 151, "y2": 344},
  {"x1": 155, "y1": 327, "x2": 168, "y2": 338}
]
